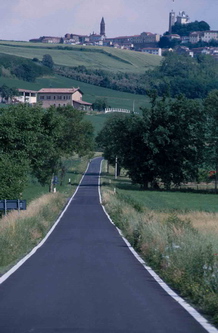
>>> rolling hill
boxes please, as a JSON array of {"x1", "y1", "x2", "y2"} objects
[{"x1": 0, "y1": 41, "x2": 161, "y2": 73}]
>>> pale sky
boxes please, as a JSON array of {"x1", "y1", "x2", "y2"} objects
[{"x1": 0, "y1": 0, "x2": 217, "y2": 41}]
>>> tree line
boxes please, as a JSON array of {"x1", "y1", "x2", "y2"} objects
[
  {"x1": 0, "y1": 104, "x2": 94, "y2": 199},
  {"x1": 96, "y1": 91, "x2": 218, "y2": 190}
]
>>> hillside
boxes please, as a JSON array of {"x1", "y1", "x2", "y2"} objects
[
  {"x1": 0, "y1": 41, "x2": 161, "y2": 73},
  {"x1": 0, "y1": 74, "x2": 150, "y2": 113}
]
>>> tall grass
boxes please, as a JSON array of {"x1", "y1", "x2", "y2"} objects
[
  {"x1": 0, "y1": 193, "x2": 65, "y2": 274},
  {"x1": 101, "y1": 167, "x2": 218, "y2": 326}
]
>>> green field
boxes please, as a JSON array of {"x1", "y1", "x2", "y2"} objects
[
  {"x1": 0, "y1": 41, "x2": 161, "y2": 73},
  {"x1": 0, "y1": 74, "x2": 149, "y2": 113},
  {"x1": 102, "y1": 171, "x2": 218, "y2": 213},
  {"x1": 118, "y1": 187, "x2": 218, "y2": 213}
]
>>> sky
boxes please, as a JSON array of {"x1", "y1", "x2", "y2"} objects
[{"x1": 0, "y1": 0, "x2": 218, "y2": 41}]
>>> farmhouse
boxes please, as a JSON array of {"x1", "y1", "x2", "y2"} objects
[
  {"x1": 14, "y1": 89, "x2": 37, "y2": 104},
  {"x1": 37, "y1": 88, "x2": 92, "y2": 111}
]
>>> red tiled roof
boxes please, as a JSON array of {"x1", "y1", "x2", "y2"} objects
[
  {"x1": 38, "y1": 88, "x2": 82, "y2": 94},
  {"x1": 18, "y1": 89, "x2": 37, "y2": 93},
  {"x1": 142, "y1": 48, "x2": 159, "y2": 50},
  {"x1": 74, "y1": 100, "x2": 92, "y2": 106}
]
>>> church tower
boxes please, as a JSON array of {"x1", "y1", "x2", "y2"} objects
[
  {"x1": 100, "y1": 17, "x2": 106, "y2": 36},
  {"x1": 169, "y1": 10, "x2": 175, "y2": 33}
]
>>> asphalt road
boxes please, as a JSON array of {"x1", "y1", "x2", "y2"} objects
[{"x1": 0, "y1": 157, "x2": 212, "y2": 333}]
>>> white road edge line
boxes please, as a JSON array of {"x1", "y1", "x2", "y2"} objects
[
  {"x1": 0, "y1": 161, "x2": 91, "y2": 285},
  {"x1": 98, "y1": 159, "x2": 218, "y2": 333}
]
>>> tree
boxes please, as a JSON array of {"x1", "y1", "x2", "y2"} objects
[
  {"x1": 0, "y1": 155, "x2": 29, "y2": 199},
  {"x1": 172, "y1": 20, "x2": 210, "y2": 36},
  {"x1": 42, "y1": 54, "x2": 54, "y2": 70},
  {"x1": 0, "y1": 104, "x2": 94, "y2": 195},
  {"x1": 97, "y1": 96, "x2": 206, "y2": 189},
  {"x1": 92, "y1": 98, "x2": 108, "y2": 111},
  {"x1": 13, "y1": 63, "x2": 37, "y2": 82},
  {"x1": 204, "y1": 90, "x2": 218, "y2": 191},
  {"x1": 30, "y1": 105, "x2": 94, "y2": 187},
  {"x1": 0, "y1": 85, "x2": 17, "y2": 103}
]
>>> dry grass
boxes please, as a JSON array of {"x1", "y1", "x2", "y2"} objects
[
  {"x1": 0, "y1": 192, "x2": 67, "y2": 274},
  {"x1": 0, "y1": 193, "x2": 58, "y2": 229},
  {"x1": 177, "y1": 211, "x2": 218, "y2": 235}
]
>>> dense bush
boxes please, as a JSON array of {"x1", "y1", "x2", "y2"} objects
[{"x1": 0, "y1": 53, "x2": 52, "y2": 82}]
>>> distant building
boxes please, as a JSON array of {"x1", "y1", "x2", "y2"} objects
[
  {"x1": 168, "y1": 10, "x2": 189, "y2": 33},
  {"x1": 64, "y1": 33, "x2": 90, "y2": 44},
  {"x1": 189, "y1": 30, "x2": 218, "y2": 44},
  {"x1": 141, "y1": 48, "x2": 162, "y2": 56},
  {"x1": 106, "y1": 32, "x2": 160, "y2": 50},
  {"x1": 37, "y1": 88, "x2": 92, "y2": 111},
  {"x1": 177, "y1": 11, "x2": 189, "y2": 25},
  {"x1": 89, "y1": 33, "x2": 104, "y2": 45},
  {"x1": 191, "y1": 47, "x2": 218, "y2": 60},
  {"x1": 100, "y1": 17, "x2": 106, "y2": 37},
  {"x1": 13, "y1": 89, "x2": 37, "y2": 104},
  {"x1": 169, "y1": 10, "x2": 176, "y2": 34},
  {"x1": 189, "y1": 31, "x2": 203, "y2": 44},
  {"x1": 29, "y1": 36, "x2": 61, "y2": 43},
  {"x1": 202, "y1": 30, "x2": 218, "y2": 43},
  {"x1": 29, "y1": 17, "x2": 163, "y2": 50},
  {"x1": 174, "y1": 46, "x2": 193, "y2": 57},
  {"x1": 167, "y1": 34, "x2": 181, "y2": 41}
]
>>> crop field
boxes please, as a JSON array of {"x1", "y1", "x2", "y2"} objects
[{"x1": 0, "y1": 41, "x2": 161, "y2": 73}]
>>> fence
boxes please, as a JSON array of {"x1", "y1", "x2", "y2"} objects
[{"x1": 105, "y1": 108, "x2": 131, "y2": 114}]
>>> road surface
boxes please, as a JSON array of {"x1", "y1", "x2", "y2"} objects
[{"x1": 0, "y1": 157, "x2": 214, "y2": 333}]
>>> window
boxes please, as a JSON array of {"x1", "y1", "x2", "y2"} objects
[
  {"x1": 46, "y1": 96, "x2": 51, "y2": 100},
  {"x1": 40, "y1": 96, "x2": 44, "y2": 100},
  {"x1": 53, "y1": 96, "x2": 56, "y2": 100}
]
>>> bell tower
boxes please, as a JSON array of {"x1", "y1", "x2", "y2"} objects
[
  {"x1": 169, "y1": 10, "x2": 175, "y2": 33},
  {"x1": 100, "y1": 17, "x2": 106, "y2": 36}
]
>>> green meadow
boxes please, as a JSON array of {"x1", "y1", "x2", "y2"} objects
[{"x1": 0, "y1": 41, "x2": 161, "y2": 73}]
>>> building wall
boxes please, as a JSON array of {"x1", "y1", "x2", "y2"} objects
[
  {"x1": 189, "y1": 31, "x2": 218, "y2": 44},
  {"x1": 37, "y1": 93, "x2": 73, "y2": 108},
  {"x1": 37, "y1": 91, "x2": 83, "y2": 108},
  {"x1": 72, "y1": 90, "x2": 83, "y2": 101},
  {"x1": 14, "y1": 90, "x2": 37, "y2": 104}
]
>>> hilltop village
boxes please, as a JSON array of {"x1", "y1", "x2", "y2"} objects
[{"x1": 30, "y1": 13, "x2": 218, "y2": 60}]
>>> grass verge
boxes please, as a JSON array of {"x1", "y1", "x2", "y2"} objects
[{"x1": 100, "y1": 162, "x2": 218, "y2": 326}]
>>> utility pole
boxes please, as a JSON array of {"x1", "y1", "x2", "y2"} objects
[{"x1": 115, "y1": 156, "x2": 118, "y2": 179}]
